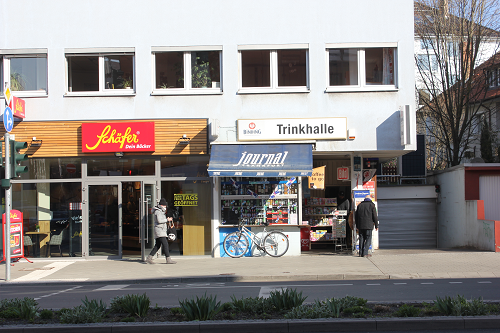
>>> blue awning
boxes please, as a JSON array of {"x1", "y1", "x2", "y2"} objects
[{"x1": 208, "y1": 144, "x2": 313, "y2": 177}]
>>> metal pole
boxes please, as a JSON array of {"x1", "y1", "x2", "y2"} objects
[{"x1": 4, "y1": 133, "x2": 11, "y2": 281}]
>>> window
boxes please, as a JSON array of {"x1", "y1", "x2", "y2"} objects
[
  {"x1": 65, "y1": 48, "x2": 135, "y2": 95},
  {"x1": 417, "y1": 54, "x2": 438, "y2": 72},
  {"x1": 152, "y1": 47, "x2": 221, "y2": 94},
  {"x1": 487, "y1": 68, "x2": 500, "y2": 88},
  {"x1": 1, "y1": 49, "x2": 48, "y2": 97},
  {"x1": 238, "y1": 44, "x2": 309, "y2": 93},
  {"x1": 327, "y1": 44, "x2": 397, "y2": 91}
]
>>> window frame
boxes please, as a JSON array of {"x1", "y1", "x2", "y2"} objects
[
  {"x1": 325, "y1": 43, "x2": 398, "y2": 93},
  {"x1": 151, "y1": 46, "x2": 223, "y2": 96},
  {"x1": 64, "y1": 47, "x2": 136, "y2": 97},
  {"x1": 237, "y1": 44, "x2": 310, "y2": 94},
  {"x1": 1, "y1": 49, "x2": 48, "y2": 98},
  {"x1": 487, "y1": 68, "x2": 500, "y2": 88}
]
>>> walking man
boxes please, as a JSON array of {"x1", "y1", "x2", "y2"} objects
[{"x1": 355, "y1": 195, "x2": 378, "y2": 257}]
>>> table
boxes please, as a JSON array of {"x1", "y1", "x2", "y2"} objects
[{"x1": 25, "y1": 231, "x2": 50, "y2": 257}]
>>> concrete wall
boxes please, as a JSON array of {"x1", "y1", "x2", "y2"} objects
[
  {"x1": 430, "y1": 166, "x2": 466, "y2": 248},
  {"x1": 429, "y1": 165, "x2": 498, "y2": 250},
  {"x1": 464, "y1": 201, "x2": 495, "y2": 251}
]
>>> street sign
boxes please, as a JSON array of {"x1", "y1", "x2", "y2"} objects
[
  {"x1": 3, "y1": 87, "x2": 12, "y2": 107},
  {"x1": 3, "y1": 107, "x2": 14, "y2": 132},
  {"x1": 66, "y1": 163, "x2": 76, "y2": 173}
]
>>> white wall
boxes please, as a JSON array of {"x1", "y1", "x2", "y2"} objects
[
  {"x1": 429, "y1": 166, "x2": 466, "y2": 248},
  {"x1": 378, "y1": 185, "x2": 437, "y2": 200},
  {"x1": 0, "y1": 0, "x2": 416, "y2": 157},
  {"x1": 464, "y1": 201, "x2": 495, "y2": 251},
  {"x1": 429, "y1": 165, "x2": 495, "y2": 250}
]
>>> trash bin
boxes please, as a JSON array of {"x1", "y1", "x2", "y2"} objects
[{"x1": 299, "y1": 226, "x2": 311, "y2": 251}]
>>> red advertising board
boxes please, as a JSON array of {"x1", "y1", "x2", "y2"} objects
[
  {"x1": 82, "y1": 122, "x2": 155, "y2": 153},
  {"x1": 337, "y1": 167, "x2": 349, "y2": 180},
  {"x1": 9, "y1": 96, "x2": 26, "y2": 119},
  {"x1": 1, "y1": 210, "x2": 26, "y2": 261}
]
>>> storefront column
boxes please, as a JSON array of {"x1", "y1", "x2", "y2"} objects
[
  {"x1": 211, "y1": 177, "x2": 221, "y2": 258},
  {"x1": 37, "y1": 162, "x2": 52, "y2": 253}
]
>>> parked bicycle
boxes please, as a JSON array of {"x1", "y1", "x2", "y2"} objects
[{"x1": 223, "y1": 219, "x2": 289, "y2": 258}]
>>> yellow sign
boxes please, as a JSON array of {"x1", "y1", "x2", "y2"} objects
[
  {"x1": 174, "y1": 193, "x2": 198, "y2": 206},
  {"x1": 308, "y1": 166, "x2": 325, "y2": 190},
  {"x1": 4, "y1": 87, "x2": 12, "y2": 106}
]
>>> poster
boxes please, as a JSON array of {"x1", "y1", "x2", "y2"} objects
[
  {"x1": 2, "y1": 210, "x2": 25, "y2": 260},
  {"x1": 308, "y1": 166, "x2": 325, "y2": 189}
]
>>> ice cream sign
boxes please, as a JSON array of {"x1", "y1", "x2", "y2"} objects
[{"x1": 82, "y1": 122, "x2": 155, "y2": 153}]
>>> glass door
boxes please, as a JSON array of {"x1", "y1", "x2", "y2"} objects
[
  {"x1": 87, "y1": 183, "x2": 120, "y2": 257},
  {"x1": 140, "y1": 181, "x2": 156, "y2": 261}
]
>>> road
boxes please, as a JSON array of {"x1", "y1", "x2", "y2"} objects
[{"x1": 2, "y1": 277, "x2": 500, "y2": 309}]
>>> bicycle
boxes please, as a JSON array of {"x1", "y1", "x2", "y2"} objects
[{"x1": 223, "y1": 219, "x2": 289, "y2": 258}]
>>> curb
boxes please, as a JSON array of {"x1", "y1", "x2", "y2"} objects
[
  {"x1": 0, "y1": 274, "x2": 390, "y2": 287},
  {"x1": 1, "y1": 317, "x2": 500, "y2": 332}
]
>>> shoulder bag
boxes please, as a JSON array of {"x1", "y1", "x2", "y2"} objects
[{"x1": 167, "y1": 221, "x2": 177, "y2": 241}]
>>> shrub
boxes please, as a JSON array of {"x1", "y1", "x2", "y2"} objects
[
  {"x1": 0, "y1": 309, "x2": 19, "y2": 319},
  {"x1": 268, "y1": 288, "x2": 307, "y2": 311},
  {"x1": 435, "y1": 295, "x2": 490, "y2": 316},
  {"x1": 394, "y1": 304, "x2": 421, "y2": 317},
  {"x1": 285, "y1": 295, "x2": 368, "y2": 319},
  {"x1": 121, "y1": 316, "x2": 136, "y2": 322},
  {"x1": 323, "y1": 296, "x2": 368, "y2": 318},
  {"x1": 284, "y1": 303, "x2": 332, "y2": 319},
  {"x1": 2, "y1": 298, "x2": 40, "y2": 321},
  {"x1": 40, "y1": 309, "x2": 54, "y2": 320},
  {"x1": 110, "y1": 294, "x2": 150, "y2": 317},
  {"x1": 59, "y1": 297, "x2": 107, "y2": 324},
  {"x1": 179, "y1": 293, "x2": 223, "y2": 321},
  {"x1": 169, "y1": 307, "x2": 183, "y2": 315},
  {"x1": 343, "y1": 305, "x2": 372, "y2": 317},
  {"x1": 230, "y1": 295, "x2": 273, "y2": 314}
]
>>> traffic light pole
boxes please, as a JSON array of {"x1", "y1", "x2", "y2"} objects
[{"x1": 4, "y1": 133, "x2": 11, "y2": 281}]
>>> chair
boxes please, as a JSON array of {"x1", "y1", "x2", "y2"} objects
[
  {"x1": 46, "y1": 229, "x2": 66, "y2": 257},
  {"x1": 24, "y1": 236, "x2": 33, "y2": 256}
]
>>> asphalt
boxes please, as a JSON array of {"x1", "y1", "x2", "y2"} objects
[{"x1": 1, "y1": 249, "x2": 500, "y2": 332}]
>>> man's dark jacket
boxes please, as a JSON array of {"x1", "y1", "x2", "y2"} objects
[{"x1": 355, "y1": 199, "x2": 378, "y2": 230}]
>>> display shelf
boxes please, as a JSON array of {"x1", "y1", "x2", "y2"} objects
[
  {"x1": 304, "y1": 214, "x2": 335, "y2": 216},
  {"x1": 220, "y1": 176, "x2": 299, "y2": 226},
  {"x1": 303, "y1": 197, "x2": 347, "y2": 251}
]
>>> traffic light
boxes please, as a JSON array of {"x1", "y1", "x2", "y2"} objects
[
  {"x1": 10, "y1": 141, "x2": 28, "y2": 178},
  {"x1": 435, "y1": 184, "x2": 441, "y2": 193}
]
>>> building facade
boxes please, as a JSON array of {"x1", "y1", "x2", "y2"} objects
[{"x1": 0, "y1": 0, "x2": 415, "y2": 260}]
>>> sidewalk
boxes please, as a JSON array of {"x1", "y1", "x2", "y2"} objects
[{"x1": 2, "y1": 249, "x2": 500, "y2": 285}]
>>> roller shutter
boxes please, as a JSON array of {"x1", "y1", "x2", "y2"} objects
[{"x1": 377, "y1": 198, "x2": 437, "y2": 249}]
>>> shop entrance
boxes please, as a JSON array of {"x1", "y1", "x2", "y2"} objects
[{"x1": 86, "y1": 181, "x2": 156, "y2": 259}]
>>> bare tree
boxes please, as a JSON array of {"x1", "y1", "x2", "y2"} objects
[{"x1": 415, "y1": 0, "x2": 500, "y2": 169}]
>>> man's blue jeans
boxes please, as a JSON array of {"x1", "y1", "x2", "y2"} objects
[{"x1": 359, "y1": 229, "x2": 372, "y2": 257}]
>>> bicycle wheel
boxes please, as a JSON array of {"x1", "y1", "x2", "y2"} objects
[
  {"x1": 223, "y1": 231, "x2": 249, "y2": 258},
  {"x1": 263, "y1": 231, "x2": 289, "y2": 257}
]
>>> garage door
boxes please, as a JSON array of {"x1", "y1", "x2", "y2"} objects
[
  {"x1": 377, "y1": 198, "x2": 437, "y2": 249},
  {"x1": 479, "y1": 176, "x2": 500, "y2": 221}
]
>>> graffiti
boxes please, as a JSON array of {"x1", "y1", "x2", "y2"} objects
[
  {"x1": 482, "y1": 222, "x2": 492, "y2": 239},
  {"x1": 55, "y1": 215, "x2": 82, "y2": 224},
  {"x1": 72, "y1": 231, "x2": 82, "y2": 239}
]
